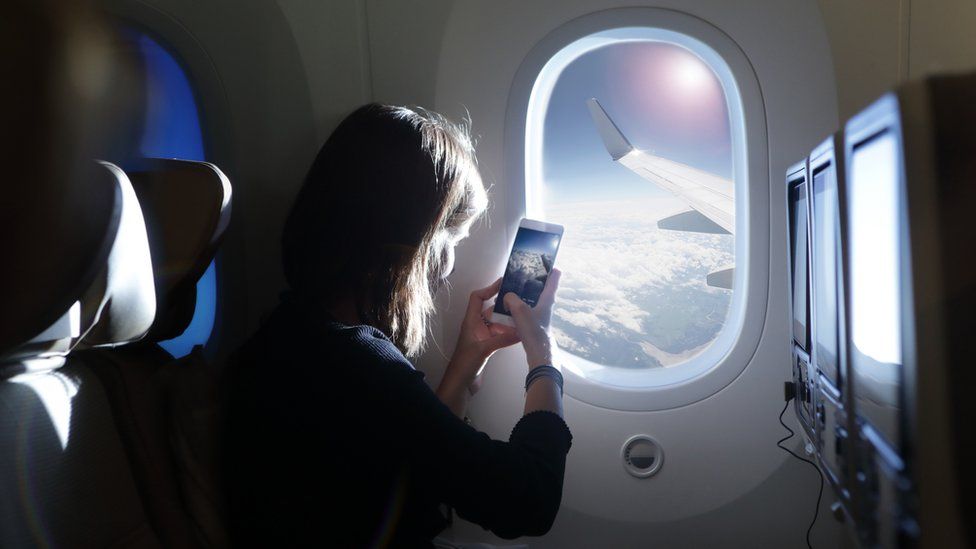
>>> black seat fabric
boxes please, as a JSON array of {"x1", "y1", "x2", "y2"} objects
[{"x1": 81, "y1": 347, "x2": 206, "y2": 548}]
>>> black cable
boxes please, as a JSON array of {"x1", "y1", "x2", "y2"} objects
[{"x1": 776, "y1": 398, "x2": 825, "y2": 549}]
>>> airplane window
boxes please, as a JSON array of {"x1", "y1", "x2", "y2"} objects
[
  {"x1": 122, "y1": 30, "x2": 217, "y2": 358},
  {"x1": 527, "y1": 29, "x2": 740, "y2": 387}
]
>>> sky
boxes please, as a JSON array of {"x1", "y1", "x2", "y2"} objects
[
  {"x1": 542, "y1": 41, "x2": 732, "y2": 205},
  {"x1": 514, "y1": 227, "x2": 561, "y2": 255}
]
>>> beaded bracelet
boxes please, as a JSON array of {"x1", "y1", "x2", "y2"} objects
[{"x1": 525, "y1": 365, "x2": 564, "y2": 395}]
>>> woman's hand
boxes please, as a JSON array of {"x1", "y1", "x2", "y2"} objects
[
  {"x1": 436, "y1": 278, "x2": 521, "y2": 417},
  {"x1": 503, "y1": 268, "x2": 561, "y2": 369},
  {"x1": 455, "y1": 277, "x2": 523, "y2": 370}
]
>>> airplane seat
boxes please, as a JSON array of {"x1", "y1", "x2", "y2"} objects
[
  {"x1": 0, "y1": 161, "x2": 163, "y2": 548},
  {"x1": 76, "y1": 158, "x2": 233, "y2": 549}
]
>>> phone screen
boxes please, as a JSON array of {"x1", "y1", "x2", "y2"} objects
[{"x1": 494, "y1": 226, "x2": 562, "y2": 315}]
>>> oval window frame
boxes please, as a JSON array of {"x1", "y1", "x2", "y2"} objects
[
  {"x1": 103, "y1": 0, "x2": 242, "y2": 360},
  {"x1": 504, "y1": 8, "x2": 769, "y2": 411}
]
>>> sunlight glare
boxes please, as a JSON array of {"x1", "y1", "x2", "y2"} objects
[
  {"x1": 11, "y1": 369, "x2": 79, "y2": 450},
  {"x1": 672, "y1": 54, "x2": 711, "y2": 92}
]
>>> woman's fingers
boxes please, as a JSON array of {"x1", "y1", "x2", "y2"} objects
[
  {"x1": 504, "y1": 291, "x2": 553, "y2": 368},
  {"x1": 473, "y1": 277, "x2": 504, "y2": 299},
  {"x1": 477, "y1": 304, "x2": 498, "y2": 328},
  {"x1": 503, "y1": 292, "x2": 533, "y2": 333},
  {"x1": 537, "y1": 268, "x2": 561, "y2": 308},
  {"x1": 461, "y1": 303, "x2": 520, "y2": 360},
  {"x1": 467, "y1": 278, "x2": 504, "y2": 319},
  {"x1": 482, "y1": 328, "x2": 521, "y2": 354},
  {"x1": 488, "y1": 321, "x2": 517, "y2": 338},
  {"x1": 479, "y1": 304, "x2": 520, "y2": 340}
]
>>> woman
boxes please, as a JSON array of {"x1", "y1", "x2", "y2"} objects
[{"x1": 222, "y1": 104, "x2": 572, "y2": 548}]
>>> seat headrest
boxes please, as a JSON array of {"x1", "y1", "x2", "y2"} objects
[
  {"x1": 1, "y1": 161, "x2": 156, "y2": 364},
  {"x1": 0, "y1": 156, "x2": 123, "y2": 361},
  {"x1": 77, "y1": 162, "x2": 157, "y2": 348},
  {"x1": 125, "y1": 159, "x2": 232, "y2": 341},
  {"x1": 0, "y1": 163, "x2": 119, "y2": 363}
]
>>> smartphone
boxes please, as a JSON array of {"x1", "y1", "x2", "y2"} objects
[{"x1": 491, "y1": 218, "x2": 564, "y2": 326}]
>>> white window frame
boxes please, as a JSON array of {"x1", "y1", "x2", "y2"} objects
[{"x1": 504, "y1": 8, "x2": 769, "y2": 411}]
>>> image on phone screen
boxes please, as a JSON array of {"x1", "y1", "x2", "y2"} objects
[{"x1": 494, "y1": 226, "x2": 562, "y2": 315}]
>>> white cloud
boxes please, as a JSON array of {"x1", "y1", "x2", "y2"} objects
[
  {"x1": 545, "y1": 198, "x2": 733, "y2": 367},
  {"x1": 557, "y1": 310, "x2": 608, "y2": 332}
]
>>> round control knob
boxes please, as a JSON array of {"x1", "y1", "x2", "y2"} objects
[{"x1": 622, "y1": 435, "x2": 664, "y2": 478}]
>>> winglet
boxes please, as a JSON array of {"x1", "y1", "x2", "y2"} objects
[{"x1": 586, "y1": 98, "x2": 634, "y2": 161}]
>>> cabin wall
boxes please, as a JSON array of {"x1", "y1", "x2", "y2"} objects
[{"x1": 817, "y1": 0, "x2": 976, "y2": 122}]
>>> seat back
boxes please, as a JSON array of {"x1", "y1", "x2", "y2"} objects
[
  {"x1": 127, "y1": 158, "x2": 233, "y2": 343},
  {"x1": 0, "y1": 363, "x2": 161, "y2": 548},
  {"x1": 0, "y1": 162, "x2": 119, "y2": 366},
  {"x1": 78, "y1": 158, "x2": 233, "y2": 548},
  {"x1": 0, "y1": 161, "x2": 161, "y2": 548}
]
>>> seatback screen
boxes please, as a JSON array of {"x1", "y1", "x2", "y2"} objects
[
  {"x1": 848, "y1": 131, "x2": 902, "y2": 449},
  {"x1": 812, "y1": 164, "x2": 840, "y2": 389},
  {"x1": 788, "y1": 181, "x2": 810, "y2": 351}
]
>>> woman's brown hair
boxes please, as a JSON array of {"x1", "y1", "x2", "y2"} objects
[{"x1": 282, "y1": 104, "x2": 487, "y2": 355}]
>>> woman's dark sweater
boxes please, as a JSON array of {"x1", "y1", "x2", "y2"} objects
[{"x1": 221, "y1": 293, "x2": 573, "y2": 548}]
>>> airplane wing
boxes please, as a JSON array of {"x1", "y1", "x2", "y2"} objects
[
  {"x1": 586, "y1": 98, "x2": 735, "y2": 235},
  {"x1": 587, "y1": 98, "x2": 735, "y2": 289}
]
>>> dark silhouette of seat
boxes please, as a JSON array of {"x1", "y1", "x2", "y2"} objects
[
  {"x1": 0, "y1": 161, "x2": 163, "y2": 548},
  {"x1": 77, "y1": 158, "x2": 233, "y2": 548}
]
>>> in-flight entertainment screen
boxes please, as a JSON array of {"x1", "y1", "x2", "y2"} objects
[
  {"x1": 848, "y1": 131, "x2": 903, "y2": 449},
  {"x1": 812, "y1": 165, "x2": 841, "y2": 389},
  {"x1": 789, "y1": 181, "x2": 810, "y2": 351}
]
